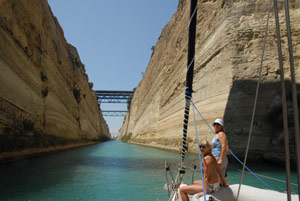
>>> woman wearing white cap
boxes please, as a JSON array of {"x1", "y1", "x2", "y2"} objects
[
  {"x1": 179, "y1": 139, "x2": 229, "y2": 201},
  {"x1": 211, "y1": 118, "x2": 229, "y2": 177}
]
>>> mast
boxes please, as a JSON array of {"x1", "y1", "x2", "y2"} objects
[{"x1": 180, "y1": 0, "x2": 197, "y2": 172}]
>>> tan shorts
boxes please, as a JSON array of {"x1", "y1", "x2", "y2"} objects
[{"x1": 215, "y1": 155, "x2": 228, "y2": 176}]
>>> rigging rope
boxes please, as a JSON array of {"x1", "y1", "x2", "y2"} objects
[
  {"x1": 236, "y1": 0, "x2": 272, "y2": 199},
  {"x1": 283, "y1": 0, "x2": 300, "y2": 198},
  {"x1": 192, "y1": 100, "x2": 207, "y2": 201},
  {"x1": 167, "y1": 2, "x2": 197, "y2": 200},
  {"x1": 190, "y1": 99, "x2": 273, "y2": 190},
  {"x1": 172, "y1": 0, "x2": 297, "y2": 199},
  {"x1": 180, "y1": 0, "x2": 197, "y2": 178},
  {"x1": 273, "y1": 0, "x2": 292, "y2": 200}
]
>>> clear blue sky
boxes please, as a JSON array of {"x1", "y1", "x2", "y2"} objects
[{"x1": 48, "y1": 0, "x2": 178, "y2": 137}]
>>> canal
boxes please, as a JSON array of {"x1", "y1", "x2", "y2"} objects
[{"x1": 0, "y1": 141, "x2": 298, "y2": 201}]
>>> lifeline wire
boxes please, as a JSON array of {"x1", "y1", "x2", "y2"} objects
[
  {"x1": 190, "y1": 100, "x2": 272, "y2": 190},
  {"x1": 192, "y1": 99, "x2": 206, "y2": 201},
  {"x1": 237, "y1": 169, "x2": 298, "y2": 186}
]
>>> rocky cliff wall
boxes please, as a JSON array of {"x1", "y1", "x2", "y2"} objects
[
  {"x1": 0, "y1": 0, "x2": 109, "y2": 154},
  {"x1": 119, "y1": 0, "x2": 300, "y2": 165}
]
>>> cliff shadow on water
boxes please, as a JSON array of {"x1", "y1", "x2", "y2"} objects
[{"x1": 223, "y1": 79, "x2": 300, "y2": 168}]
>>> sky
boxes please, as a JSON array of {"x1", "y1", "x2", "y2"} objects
[{"x1": 48, "y1": 0, "x2": 178, "y2": 137}]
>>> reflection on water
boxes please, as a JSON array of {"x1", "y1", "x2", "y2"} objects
[{"x1": 0, "y1": 141, "x2": 297, "y2": 201}]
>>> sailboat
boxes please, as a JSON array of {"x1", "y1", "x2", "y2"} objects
[{"x1": 165, "y1": 0, "x2": 299, "y2": 201}]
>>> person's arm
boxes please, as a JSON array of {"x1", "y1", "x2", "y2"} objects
[{"x1": 217, "y1": 132, "x2": 228, "y2": 165}]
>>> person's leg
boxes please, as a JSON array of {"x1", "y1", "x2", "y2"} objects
[
  {"x1": 193, "y1": 180, "x2": 202, "y2": 185},
  {"x1": 220, "y1": 155, "x2": 228, "y2": 176},
  {"x1": 179, "y1": 183, "x2": 204, "y2": 201}
]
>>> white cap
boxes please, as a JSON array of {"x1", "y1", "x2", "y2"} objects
[{"x1": 212, "y1": 119, "x2": 224, "y2": 127}]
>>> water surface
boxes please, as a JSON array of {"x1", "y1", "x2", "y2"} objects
[{"x1": 0, "y1": 141, "x2": 297, "y2": 201}]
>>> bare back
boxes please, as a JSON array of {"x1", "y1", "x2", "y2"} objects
[{"x1": 202, "y1": 154, "x2": 219, "y2": 184}]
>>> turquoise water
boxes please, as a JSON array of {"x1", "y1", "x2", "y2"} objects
[{"x1": 0, "y1": 141, "x2": 298, "y2": 201}]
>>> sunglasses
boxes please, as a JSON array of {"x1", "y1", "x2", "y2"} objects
[{"x1": 199, "y1": 145, "x2": 207, "y2": 149}]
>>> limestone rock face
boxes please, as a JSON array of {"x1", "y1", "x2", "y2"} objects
[
  {"x1": 119, "y1": 0, "x2": 300, "y2": 165},
  {"x1": 0, "y1": 0, "x2": 109, "y2": 144}
]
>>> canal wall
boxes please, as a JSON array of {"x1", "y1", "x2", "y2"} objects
[
  {"x1": 0, "y1": 0, "x2": 110, "y2": 157},
  {"x1": 119, "y1": 0, "x2": 300, "y2": 166}
]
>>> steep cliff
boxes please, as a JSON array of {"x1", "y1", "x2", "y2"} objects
[
  {"x1": 0, "y1": 0, "x2": 109, "y2": 156},
  {"x1": 119, "y1": 0, "x2": 300, "y2": 165}
]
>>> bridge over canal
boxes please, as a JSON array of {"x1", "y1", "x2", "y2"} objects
[{"x1": 95, "y1": 90, "x2": 134, "y2": 116}]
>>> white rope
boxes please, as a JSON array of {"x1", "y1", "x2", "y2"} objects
[
  {"x1": 188, "y1": 4, "x2": 197, "y2": 30},
  {"x1": 186, "y1": 56, "x2": 195, "y2": 78}
]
